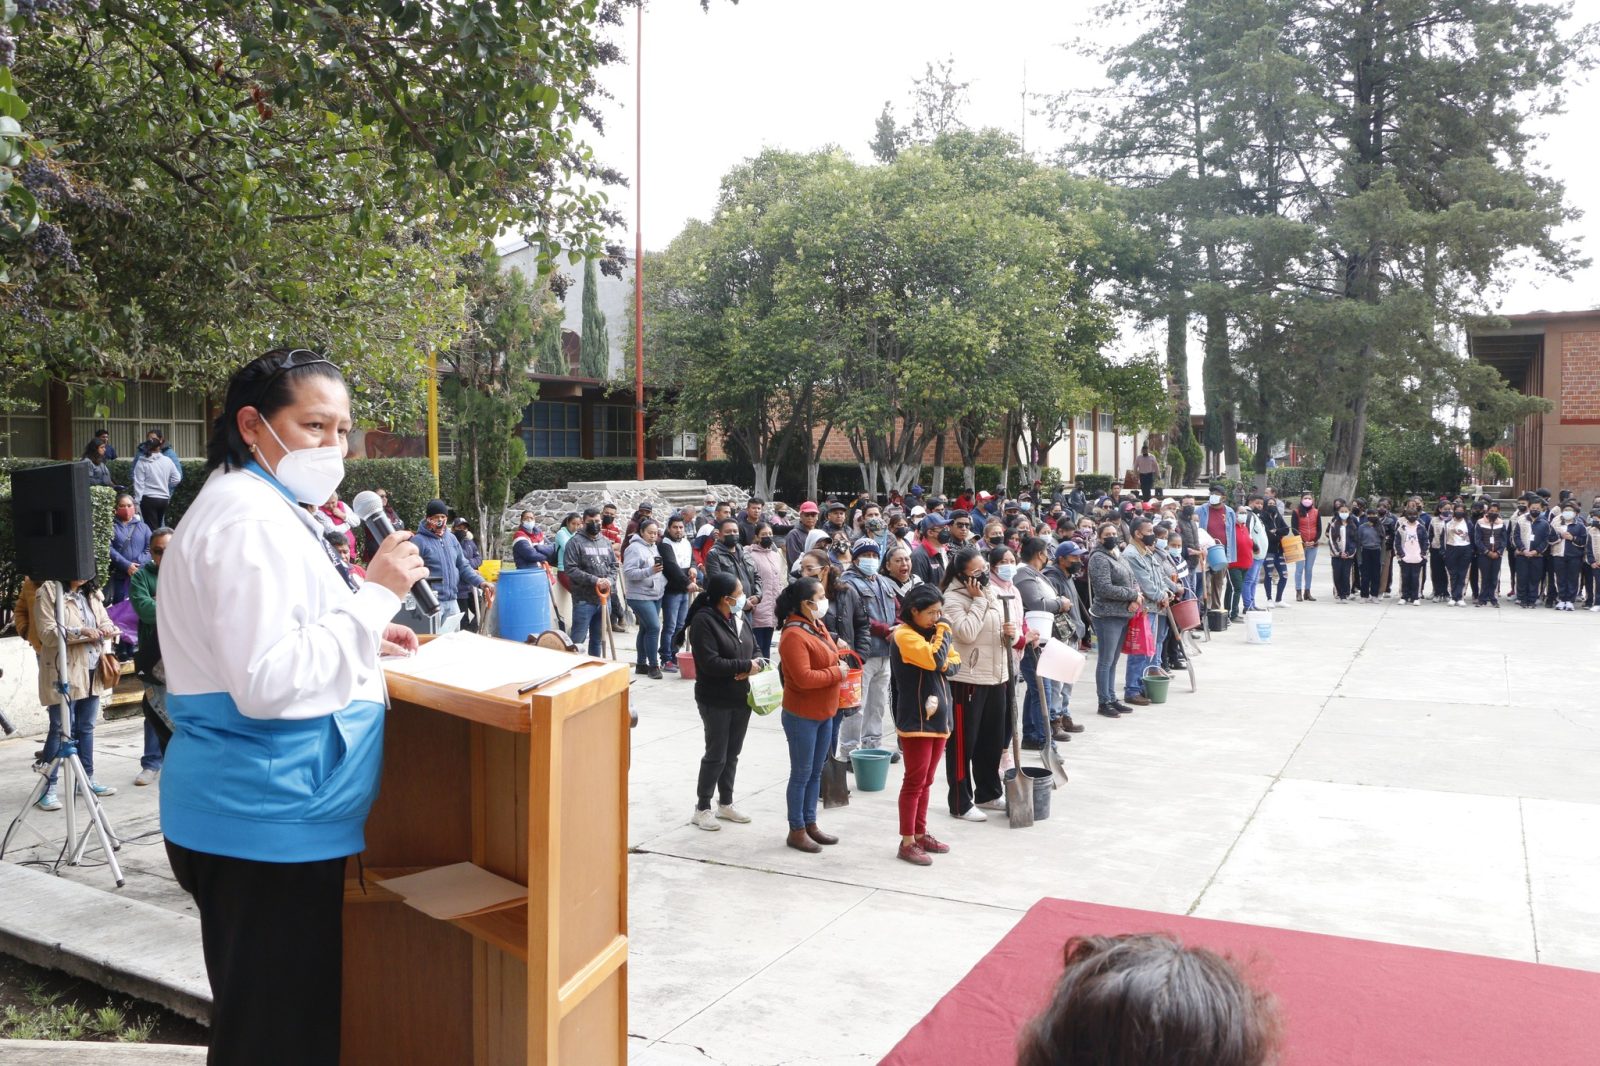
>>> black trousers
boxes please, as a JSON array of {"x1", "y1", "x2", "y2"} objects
[
  {"x1": 946, "y1": 681, "x2": 1007, "y2": 815},
  {"x1": 1544, "y1": 555, "x2": 1559, "y2": 605},
  {"x1": 1139, "y1": 473, "x2": 1155, "y2": 498},
  {"x1": 166, "y1": 841, "x2": 346, "y2": 1066},
  {"x1": 1515, "y1": 554, "x2": 1544, "y2": 605},
  {"x1": 1553, "y1": 553, "x2": 1581, "y2": 603},
  {"x1": 696, "y1": 699, "x2": 753, "y2": 810},
  {"x1": 1429, "y1": 547, "x2": 1448, "y2": 598},
  {"x1": 1331, "y1": 555, "x2": 1355, "y2": 600},
  {"x1": 1400, "y1": 561, "x2": 1424, "y2": 602},
  {"x1": 140, "y1": 496, "x2": 169, "y2": 531},
  {"x1": 1358, "y1": 548, "x2": 1382, "y2": 599},
  {"x1": 1477, "y1": 555, "x2": 1503, "y2": 604},
  {"x1": 1444, "y1": 545, "x2": 1473, "y2": 602}
]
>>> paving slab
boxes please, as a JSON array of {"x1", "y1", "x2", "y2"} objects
[
  {"x1": 0, "y1": 1041, "x2": 205, "y2": 1063},
  {"x1": 1521, "y1": 797, "x2": 1600, "y2": 971}
]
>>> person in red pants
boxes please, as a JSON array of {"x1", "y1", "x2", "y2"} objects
[{"x1": 889, "y1": 584, "x2": 961, "y2": 866}]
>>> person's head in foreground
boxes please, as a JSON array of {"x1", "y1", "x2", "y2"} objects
[{"x1": 1016, "y1": 934, "x2": 1279, "y2": 1066}]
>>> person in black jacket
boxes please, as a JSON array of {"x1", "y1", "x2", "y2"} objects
[
  {"x1": 911, "y1": 514, "x2": 951, "y2": 587},
  {"x1": 703, "y1": 518, "x2": 762, "y2": 622},
  {"x1": 685, "y1": 571, "x2": 759, "y2": 832},
  {"x1": 818, "y1": 552, "x2": 871, "y2": 662}
]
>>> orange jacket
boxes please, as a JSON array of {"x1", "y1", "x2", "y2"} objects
[{"x1": 777, "y1": 615, "x2": 842, "y2": 721}]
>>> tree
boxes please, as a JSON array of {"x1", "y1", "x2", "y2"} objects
[
  {"x1": 440, "y1": 253, "x2": 558, "y2": 552},
  {"x1": 869, "y1": 102, "x2": 906, "y2": 164},
  {"x1": 907, "y1": 57, "x2": 970, "y2": 141},
  {"x1": 579, "y1": 257, "x2": 612, "y2": 379},
  {"x1": 2, "y1": 0, "x2": 637, "y2": 418}
]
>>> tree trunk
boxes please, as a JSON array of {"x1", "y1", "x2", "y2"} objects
[
  {"x1": 752, "y1": 462, "x2": 776, "y2": 501},
  {"x1": 931, "y1": 433, "x2": 946, "y2": 496},
  {"x1": 806, "y1": 462, "x2": 821, "y2": 502},
  {"x1": 1222, "y1": 407, "x2": 1239, "y2": 480},
  {"x1": 1166, "y1": 281, "x2": 1189, "y2": 441},
  {"x1": 1322, "y1": 376, "x2": 1369, "y2": 507},
  {"x1": 999, "y1": 411, "x2": 1014, "y2": 492}
]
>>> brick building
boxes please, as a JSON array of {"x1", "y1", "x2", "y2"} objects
[{"x1": 1469, "y1": 309, "x2": 1600, "y2": 499}]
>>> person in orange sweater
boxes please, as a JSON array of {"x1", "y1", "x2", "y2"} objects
[
  {"x1": 775, "y1": 578, "x2": 846, "y2": 854},
  {"x1": 889, "y1": 584, "x2": 961, "y2": 866}
]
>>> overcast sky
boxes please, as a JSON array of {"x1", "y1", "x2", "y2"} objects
[{"x1": 579, "y1": 0, "x2": 1599, "y2": 375}]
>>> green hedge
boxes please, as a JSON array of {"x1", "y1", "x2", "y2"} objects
[
  {"x1": 1074, "y1": 474, "x2": 1114, "y2": 496},
  {"x1": 1266, "y1": 467, "x2": 1323, "y2": 498}
]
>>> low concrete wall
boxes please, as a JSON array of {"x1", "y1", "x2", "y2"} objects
[{"x1": 0, "y1": 636, "x2": 47, "y2": 738}]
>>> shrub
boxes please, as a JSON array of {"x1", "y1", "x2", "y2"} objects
[
  {"x1": 1480, "y1": 450, "x2": 1512, "y2": 484},
  {"x1": 1266, "y1": 467, "x2": 1324, "y2": 499},
  {"x1": 1075, "y1": 473, "x2": 1114, "y2": 496},
  {"x1": 1359, "y1": 429, "x2": 1467, "y2": 500},
  {"x1": 339, "y1": 458, "x2": 448, "y2": 530}
]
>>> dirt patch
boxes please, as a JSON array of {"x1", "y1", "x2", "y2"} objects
[{"x1": 0, "y1": 953, "x2": 207, "y2": 1045}]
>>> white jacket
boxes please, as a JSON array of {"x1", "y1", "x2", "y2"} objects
[{"x1": 159, "y1": 464, "x2": 399, "y2": 721}]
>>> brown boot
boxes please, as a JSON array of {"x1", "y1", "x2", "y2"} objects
[
  {"x1": 1296, "y1": 589, "x2": 1303, "y2": 602},
  {"x1": 805, "y1": 823, "x2": 838, "y2": 846},
  {"x1": 1304, "y1": 591, "x2": 1316, "y2": 601},
  {"x1": 786, "y1": 829, "x2": 821, "y2": 853}
]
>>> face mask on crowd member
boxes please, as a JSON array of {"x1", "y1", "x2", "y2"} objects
[
  {"x1": 1562, "y1": 509, "x2": 1576, "y2": 522},
  {"x1": 583, "y1": 511, "x2": 601, "y2": 537},
  {"x1": 1207, "y1": 493, "x2": 1221, "y2": 506},
  {"x1": 721, "y1": 531, "x2": 740, "y2": 549}
]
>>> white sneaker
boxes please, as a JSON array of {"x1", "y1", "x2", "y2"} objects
[
  {"x1": 690, "y1": 808, "x2": 721, "y2": 831},
  {"x1": 954, "y1": 806, "x2": 987, "y2": 822},
  {"x1": 976, "y1": 798, "x2": 1008, "y2": 812},
  {"x1": 715, "y1": 803, "x2": 751, "y2": 824},
  {"x1": 35, "y1": 791, "x2": 61, "y2": 812},
  {"x1": 133, "y1": 768, "x2": 159, "y2": 787}
]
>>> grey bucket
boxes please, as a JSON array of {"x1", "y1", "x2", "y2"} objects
[{"x1": 1021, "y1": 766, "x2": 1054, "y2": 819}]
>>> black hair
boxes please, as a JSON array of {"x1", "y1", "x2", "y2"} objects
[
  {"x1": 324, "y1": 530, "x2": 350, "y2": 552},
  {"x1": 985, "y1": 545, "x2": 1014, "y2": 570},
  {"x1": 82, "y1": 440, "x2": 106, "y2": 461},
  {"x1": 1016, "y1": 934, "x2": 1278, "y2": 1066},
  {"x1": 206, "y1": 348, "x2": 343, "y2": 472},
  {"x1": 1020, "y1": 535, "x2": 1052, "y2": 566},
  {"x1": 942, "y1": 546, "x2": 986, "y2": 591},
  {"x1": 774, "y1": 577, "x2": 820, "y2": 623},
  {"x1": 678, "y1": 570, "x2": 742, "y2": 651},
  {"x1": 582, "y1": 506, "x2": 601, "y2": 519},
  {"x1": 899, "y1": 582, "x2": 944, "y2": 624}
]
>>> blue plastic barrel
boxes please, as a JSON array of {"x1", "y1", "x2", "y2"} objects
[
  {"x1": 1205, "y1": 543, "x2": 1228, "y2": 570},
  {"x1": 497, "y1": 566, "x2": 552, "y2": 643}
]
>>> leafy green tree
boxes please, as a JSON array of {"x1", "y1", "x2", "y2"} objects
[
  {"x1": 2, "y1": 0, "x2": 635, "y2": 419},
  {"x1": 440, "y1": 253, "x2": 558, "y2": 552},
  {"x1": 579, "y1": 257, "x2": 611, "y2": 380}
]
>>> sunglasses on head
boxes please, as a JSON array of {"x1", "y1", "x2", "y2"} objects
[{"x1": 260, "y1": 348, "x2": 336, "y2": 396}]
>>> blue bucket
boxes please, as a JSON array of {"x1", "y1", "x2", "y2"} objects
[
  {"x1": 497, "y1": 566, "x2": 552, "y2": 643},
  {"x1": 1205, "y1": 543, "x2": 1228, "y2": 570}
]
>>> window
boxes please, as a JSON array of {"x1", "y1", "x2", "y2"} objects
[
  {"x1": 0, "y1": 383, "x2": 49, "y2": 458},
  {"x1": 658, "y1": 431, "x2": 698, "y2": 460},
  {"x1": 1098, "y1": 412, "x2": 1114, "y2": 433},
  {"x1": 70, "y1": 379, "x2": 209, "y2": 459},
  {"x1": 593, "y1": 404, "x2": 636, "y2": 458},
  {"x1": 523, "y1": 401, "x2": 581, "y2": 457}
]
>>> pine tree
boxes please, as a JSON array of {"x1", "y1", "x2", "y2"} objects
[{"x1": 579, "y1": 256, "x2": 610, "y2": 379}]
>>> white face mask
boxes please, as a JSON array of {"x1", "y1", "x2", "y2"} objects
[
  {"x1": 1562, "y1": 511, "x2": 1575, "y2": 522},
  {"x1": 260, "y1": 416, "x2": 345, "y2": 506},
  {"x1": 1208, "y1": 494, "x2": 1221, "y2": 505},
  {"x1": 813, "y1": 597, "x2": 830, "y2": 619}
]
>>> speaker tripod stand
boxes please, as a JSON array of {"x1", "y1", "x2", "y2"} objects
[{"x1": 0, "y1": 583, "x2": 125, "y2": 888}]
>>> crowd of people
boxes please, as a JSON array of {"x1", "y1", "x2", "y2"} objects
[{"x1": 658, "y1": 478, "x2": 1600, "y2": 867}]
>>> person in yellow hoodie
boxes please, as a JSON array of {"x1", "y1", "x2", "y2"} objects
[{"x1": 889, "y1": 584, "x2": 961, "y2": 866}]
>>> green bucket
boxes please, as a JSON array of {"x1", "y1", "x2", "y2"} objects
[
  {"x1": 849, "y1": 748, "x2": 893, "y2": 791},
  {"x1": 1142, "y1": 667, "x2": 1171, "y2": 704}
]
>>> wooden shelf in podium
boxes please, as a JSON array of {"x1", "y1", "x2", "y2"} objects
[{"x1": 341, "y1": 634, "x2": 632, "y2": 1065}]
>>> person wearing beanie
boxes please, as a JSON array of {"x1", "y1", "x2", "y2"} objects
[{"x1": 414, "y1": 499, "x2": 493, "y2": 629}]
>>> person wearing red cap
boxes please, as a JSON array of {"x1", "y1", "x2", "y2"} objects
[{"x1": 785, "y1": 501, "x2": 820, "y2": 566}]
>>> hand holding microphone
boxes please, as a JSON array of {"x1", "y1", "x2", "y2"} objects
[{"x1": 353, "y1": 490, "x2": 438, "y2": 614}]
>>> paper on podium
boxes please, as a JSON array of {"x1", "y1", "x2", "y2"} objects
[
  {"x1": 382, "y1": 631, "x2": 588, "y2": 693},
  {"x1": 378, "y1": 862, "x2": 528, "y2": 920}
]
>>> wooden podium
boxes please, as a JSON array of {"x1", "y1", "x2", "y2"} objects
[{"x1": 342, "y1": 637, "x2": 632, "y2": 1065}]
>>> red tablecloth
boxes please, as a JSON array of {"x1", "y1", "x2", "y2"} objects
[{"x1": 883, "y1": 898, "x2": 1600, "y2": 1065}]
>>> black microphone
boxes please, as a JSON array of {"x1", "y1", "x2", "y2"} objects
[{"x1": 351, "y1": 490, "x2": 439, "y2": 616}]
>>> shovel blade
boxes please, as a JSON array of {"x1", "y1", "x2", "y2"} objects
[
  {"x1": 820, "y1": 757, "x2": 851, "y2": 809},
  {"x1": 1005, "y1": 774, "x2": 1034, "y2": 828}
]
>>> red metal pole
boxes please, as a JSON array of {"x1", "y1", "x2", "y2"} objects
[{"x1": 633, "y1": 3, "x2": 646, "y2": 482}]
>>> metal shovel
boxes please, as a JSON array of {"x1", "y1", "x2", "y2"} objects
[{"x1": 999, "y1": 595, "x2": 1034, "y2": 828}]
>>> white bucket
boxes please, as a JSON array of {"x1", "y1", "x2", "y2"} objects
[
  {"x1": 1024, "y1": 610, "x2": 1056, "y2": 642},
  {"x1": 1244, "y1": 610, "x2": 1274, "y2": 644},
  {"x1": 1036, "y1": 637, "x2": 1086, "y2": 684}
]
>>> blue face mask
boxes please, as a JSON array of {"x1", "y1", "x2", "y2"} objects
[
  {"x1": 1020, "y1": 502, "x2": 1032, "y2": 512},
  {"x1": 996, "y1": 563, "x2": 1018, "y2": 583},
  {"x1": 857, "y1": 557, "x2": 880, "y2": 576},
  {"x1": 733, "y1": 594, "x2": 747, "y2": 614},
  {"x1": 1168, "y1": 546, "x2": 1182, "y2": 557}
]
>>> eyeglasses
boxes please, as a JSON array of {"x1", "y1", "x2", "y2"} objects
[{"x1": 260, "y1": 348, "x2": 336, "y2": 396}]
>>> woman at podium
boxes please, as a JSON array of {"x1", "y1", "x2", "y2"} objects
[{"x1": 156, "y1": 349, "x2": 430, "y2": 1066}]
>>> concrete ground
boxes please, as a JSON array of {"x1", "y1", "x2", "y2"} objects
[{"x1": 3, "y1": 593, "x2": 1599, "y2": 1064}]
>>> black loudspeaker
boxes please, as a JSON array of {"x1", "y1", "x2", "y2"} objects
[{"x1": 11, "y1": 462, "x2": 96, "y2": 584}]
